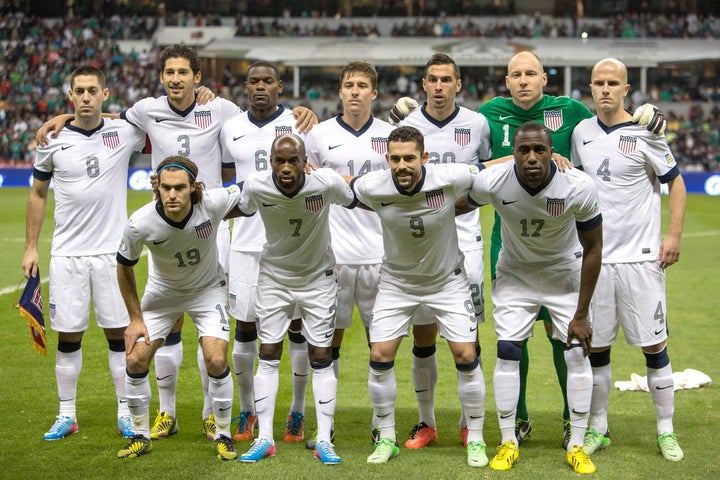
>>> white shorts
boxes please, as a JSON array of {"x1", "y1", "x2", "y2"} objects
[
  {"x1": 492, "y1": 261, "x2": 581, "y2": 343},
  {"x1": 49, "y1": 254, "x2": 129, "y2": 333},
  {"x1": 370, "y1": 268, "x2": 476, "y2": 343},
  {"x1": 228, "y1": 250, "x2": 261, "y2": 322},
  {"x1": 335, "y1": 263, "x2": 381, "y2": 329},
  {"x1": 255, "y1": 270, "x2": 337, "y2": 347},
  {"x1": 140, "y1": 283, "x2": 231, "y2": 343},
  {"x1": 592, "y1": 262, "x2": 668, "y2": 348}
]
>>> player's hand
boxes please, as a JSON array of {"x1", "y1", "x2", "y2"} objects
[
  {"x1": 303, "y1": 160, "x2": 319, "y2": 174},
  {"x1": 567, "y1": 316, "x2": 592, "y2": 356},
  {"x1": 124, "y1": 319, "x2": 150, "y2": 355},
  {"x1": 292, "y1": 106, "x2": 318, "y2": 133},
  {"x1": 633, "y1": 103, "x2": 666, "y2": 135},
  {"x1": 658, "y1": 233, "x2": 681, "y2": 269},
  {"x1": 195, "y1": 86, "x2": 216, "y2": 105},
  {"x1": 552, "y1": 152, "x2": 574, "y2": 172},
  {"x1": 22, "y1": 250, "x2": 39, "y2": 279},
  {"x1": 149, "y1": 173, "x2": 158, "y2": 190},
  {"x1": 388, "y1": 97, "x2": 419, "y2": 126},
  {"x1": 35, "y1": 114, "x2": 74, "y2": 146}
]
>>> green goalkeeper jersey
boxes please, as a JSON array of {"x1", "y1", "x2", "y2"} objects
[{"x1": 478, "y1": 95, "x2": 593, "y2": 276}]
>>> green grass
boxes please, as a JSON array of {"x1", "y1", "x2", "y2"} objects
[{"x1": 0, "y1": 189, "x2": 718, "y2": 479}]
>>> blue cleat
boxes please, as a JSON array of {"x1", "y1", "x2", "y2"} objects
[
  {"x1": 44, "y1": 416, "x2": 79, "y2": 441},
  {"x1": 314, "y1": 440, "x2": 341, "y2": 465},
  {"x1": 240, "y1": 437, "x2": 276, "y2": 463}
]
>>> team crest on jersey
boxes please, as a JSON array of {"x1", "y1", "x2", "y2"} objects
[
  {"x1": 618, "y1": 135, "x2": 637, "y2": 154},
  {"x1": 305, "y1": 193, "x2": 324, "y2": 213},
  {"x1": 275, "y1": 125, "x2": 292, "y2": 137},
  {"x1": 195, "y1": 219, "x2": 214, "y2": 239},
  {"x1": 194, "y1": 110, "x2": 212, "y2": 129},
  {"x1": 102, "y1": 131, "x2": 120, "y2": 149},
  {"x1": 665, "y1": 152, "x2": 674, "y2": 165},
  {"x1": 425, "y1": 188, "x2": 445, "y2": 210},
  {"x1": 544, "y1": 110, "x2": 563, "y2": 131},
  {"x1": 546, "y1": 198, "x2": 566, "y2": 217},
  {"x1": 454, "y1": 128, "x2": 471, "y2": 147},
  {"x1": 371, "y1": 137, "x2": 388, "y2": 154}
]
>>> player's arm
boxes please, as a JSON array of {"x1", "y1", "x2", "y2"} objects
[
  {"x1": 35, "y1": 112, "x2": 122, "y2": 146},
  {"x1": 567, "y1": 222, "x2": 603, "y2": 355},
  {"x1": 292, "y1": 107, "x2": 318, "y2": 133},
  {"x1": 388, "y1": 97, "x2": 419, "y2": 125},
  {"x1": 659, "y1": 174, "x2": 687, "y2": 269},
  {"x1": 633, "y1": 103, "x2": 667, "y2": 135},
  {"x1": 116, "y1": 262, "x2": 149, "y2": 354},
  {"x1": 22, "y1": 178, "x2": 50, "y2": 279}
]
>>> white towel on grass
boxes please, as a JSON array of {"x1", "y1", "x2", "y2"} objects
[{"x1": 614, "y1": 369, "x2": 712, "y2": 392}]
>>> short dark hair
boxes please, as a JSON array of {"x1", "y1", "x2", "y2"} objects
[
  {"x1": 69, "y1": 65, "x2": 105, "y2": 89},
  {"x1": 154, "y1": 156, "x2": 205, "y2": 204},
  {"x1": 424, "y1": 53, "x2": 460, "y2": 80},
  {"x1": 159, "y1": 44, "x2": 201, "y2": 74},
  {"x1": 513, "y1": 121, "x2": 552, "y2": 147},
  {"x1": 340, "y1": 61, "x2": 378, "y2": 90},
  {"x1": 388, "y1": 125, "x2": 424, "y2": 153},
  {"x1": 247, "y1": 60, "x2": 280, "y2": 80}
]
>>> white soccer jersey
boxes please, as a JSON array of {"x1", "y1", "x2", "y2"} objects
[
  {"x1": 400, "y1": 104, "x2": 491, "y2": 251},
  {"x1": 571, "y1": 119, "x2": 680, "y2": 263},
  {"x1": 305, "y1": 115, "x2": 393, "y2": 265},
  {"x1": 121, "y1": 96, "x2": 240, "y2": 188},
  {"x1": 34, "y1": 119, "x2": 146, "y2": 256},
  {"x1": 469, "y1": 162, "x2": 601, "y2": 266},
  {"x1": 220, "y1": 105, "x2": 302, "y2": 252},
  {"x1": 353, "y1": 163, "x2": 480, "y2": 288},
  {"x1": 238, "y1": 168, "x2": 356, "y2": 287},
  {"x1": 117, "y1": 185, "x2": 242, "y2": 295}
]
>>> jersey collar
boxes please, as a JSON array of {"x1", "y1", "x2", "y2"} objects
[
  {"x1": 248, "y1": 105, "x2": 285, "y2": 128},
  {"x1": 155, "y1": 201, "x2": 194, "y2": 229},
  {"x1": 420, "y1": 103, "x2": 460, "y2": 128},
  {"x1": 335, "y1": 114, "x2": 374, "y2": 137}
]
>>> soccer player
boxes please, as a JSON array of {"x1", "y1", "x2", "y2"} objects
[
  {"x1": 571, "y1": 58, "x2": 686, "y2": 462},
  {"x1": 116, "y1": 156, "x2": 242, "y2": 460},
  {"x1": 236, "y1": 134, "x2": 355, "y2": 465},
  {"x1": 462, "y1": 121, "x2": 603, "y2": 474},
  {"x1": 352, "y1": 126, "x2": 489, "y2": 468},
  {"x1": 303, "y1": 60, "x2": 394, "y2": 448},
  {"x1": 219, "y1": 60, "x2": 311, "y2": 444},
  {"x1": 394, "y1": 53, "x2": 491, "y2": 448},
  {"x1": 23, "y1": 65, "x2": 146, "y2": 441}
]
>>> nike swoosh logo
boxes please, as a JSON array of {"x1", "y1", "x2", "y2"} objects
[
  {"x1": 324, "y1": 332, "x2": 333, "y2": 338},
  {"x1": 219, "y1": 406, "x2": 231, "y2": 411},
  {"x1": 499, "y1": 115, "x2": 513, "y2": 120},
  {"x1": 376, "y1": 413, "x2": 391, "y2": 418},
  {"x1": 414, "y1": 389, "x2": 428, "y2": 393},
  {"x1": 318, "y1": 398, "x2": 335, "y2": 405},
  {"x1": 222, "y1": 326, "x2": 230, "y2": 332},
  {"x1": 262, "y1": 202, "x2": 276, "y2": 207},
  {"x1": 119, "y1": 399, "x2": 127, "y2": 404},
  {"x1": 153, "y1": 239, "x2": 167, "y2": 245},
  {"x1": 381, "y1": 202, "x2": 395, "y2": 207},
  {"x1": 469, "y1": 415, "x2": 483, "y2": 419},
  {"x1": 499, "y1": 413, "x2": 513, "y2": 419},
  {"x1": 583, "y1": 139, "x2": 594, "y2": 145},
  {"x1": 572, "y1": 408, "x2": 588, "y2": 415},
  {"x1": 59, "y1": 397, "x2": 73, "y2": 402},
  {"x1": 655, "y1": 384, "x2": 673, "y2": 390},
  {"x1": 61, "y1": 145, "x2": 73, "y2": 150},
  {"x1": 328, "y1": 144, "x2": 343, "y2": 150},
  {"x1": 470, "y1": 326, "x2": 477, "y2": 332},
  {"x1": 156, "y1": 375, "x2": 173, "y2": 381},
  {"x1": 502, "y1": 200, "x2": 518, "y2": 205},
  {"x1": 255, "y1": 396, "x2": 269, "y2": 403},
  {"x1": 233, "y1": 135, "x2": 247, "y2": 141},
  {"x1": 654, "y1": 328, "x2": 664, "y2": 335},
  {"x1": 155, "y1": 118, "x2": 173, "y2": 123}
]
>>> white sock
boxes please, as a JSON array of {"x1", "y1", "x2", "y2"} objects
[
  {"x1": 126, "y1": 372, "x2": 151, "y2": 438},
  {"x1": 493, "y1": 357, "x2": 520, "y2": 445},
  {"x1": 312, "y1": 364, "x2": 337, "y2": 443},
  {"x1": 368, "y1": 365, "x2": 396, "y2": 443},
  {"x1": 208, "y1": 368, "x2": 233, "y2": 438},
  {"x1": 288, "y1": 339, "x2": 310, "y2": 415},
  {"x1": 154, "y1": 341, "x2": 182, "y2": 417},
  {"x1": 412, "y1": 352, "x2": 438, "y2": 428},
  {"x1": 254, "y1": 358, "x2": 280, "y2": 441},
  {"x1": 56, "y1": 348, "x2": 82, "y2": 419},
  {"x1": 457, "y1": 362, "x2": 485, "y2": 444},
  {"x1": 589, "y1": 363, "x2": 611, "y2": 433},
  {"x1": 232, "y1": 339, "x2": 257, "y2": 413},
  {"x1": 565, "y1": 346, "x2": 593, "y2": 451},
  {"x1": 196, "y1": 343, "x2": 212, "y2": 419},
  {"x1": 108, "y1": 349, "x2": 129, "y2": 417},
  {"x1": 647, "y1": 360, "x2": 675, "y2": 434}
]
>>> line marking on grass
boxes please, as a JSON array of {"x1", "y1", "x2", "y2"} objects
[{"x1": 684, "y1": 230, "x2": 720, "y2": 238}]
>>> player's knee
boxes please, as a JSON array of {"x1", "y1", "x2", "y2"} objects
[
  {"x1": 369, "y1": 360, "x2": 394, "y2": 372},
  {"x1": 310, "y1": 359, "x2": 332, "y2": 370},
  {"x1": 412, "y1": 344, "x2": 436, "y2": 358},
  {"x1": 497, "y1": 340, "x2": 523, "y2": 361},
  {"x1": 106, "y1": 338, "x2": 125, "y2": 353},
  {"x1": 57, "y1": 340, "x2": 81, "y2": 353},
  {"x1": 204, "y1": 354, "x2": 228, "y2": 376},
  {"x1": 208, "y1": 366, "x2": 231, "y2": 380},
  {"x1": 589, "y1": 348, "x2": 611, "y2": 368},
  {"x1": 644, "y1": 346, "x2": 670, "y2": 369},
  {"x1": 455, "y1": 356, "x2": 479, "y2": 372},
  {"x1": 234, "y1": 327, "x2": 258, "y2": 343},
  {"x1": 165, "y1": 330, "x2": 182, "y2": 346}
]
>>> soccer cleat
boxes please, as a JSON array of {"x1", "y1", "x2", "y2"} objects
[
  {"x1": 232, "y1": 411, "x2": 257, "y2": 441},
  {"x1": 583, "y1": 429, "x2": 611, "y2": 455},
  {"x1": 306, "y1": 428, "x2": 335, "y2": 450},
  {"x1": 117, "y1": 435, "x2": 152, "y2": 458},
  {"x1": 150, "y1": 411, "x2": 178, "y2": 439},
  {"x1": 367, "y1": 438, "x2": 400, "y2": 464},
  {"x1": 240, "y1": 437, "x2": 276, "y2": 463},
  {"x1": 490, "y1": 441, "x2": 519, "y2": 471},
  {"x1": 283, "y1": 411, "x2": 304, "y2": 442},
  {"x1": 460, "y1": 427, "x2": 469, "y2": 447},
  {"x1": 515, "y1": 419, "x2": 532, "y2": 446},
  {"x1": 44, "y1": 416, "x2": 79, "y2": 441},
  {"x1": 117, "y1": 415, "x2": 134, "y2": 438},
  {"x1": 203, "y1": 414, "x2": 216, "y2": 441},
  {"x1": 656, "y1": 432, "x2": 684, "y2": 461},
  {"x1": 404, "y1": 422, "x2": 437, "y2": 449},
  {"x1": 467, "y1": 441, "x2": 489, "y2": 468},
  {"x1": 567, "y1": 445, "x2": 596, "y2": 474},
  {"x1": 215, "y1": 434, "x2": 238, "y2": 461},
  {"x1": 314, "y1": 440, "x2": 341, "y2": 465},
  {"x1": 562, "y1": 419, "x2": 572, "y2": 449}
]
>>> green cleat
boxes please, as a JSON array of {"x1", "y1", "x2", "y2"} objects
[
  {"x1": 367, "y1": 438, "x2": 400, "y2": 464},
  {"x1": 584, "y1": 428, "x2": 611, "y2": 455},
  {"x1": 467, "y1": 441, "x2": 489, "y2": 468},
  {"x1": 657, "y1": 432, "x2": 684, "y2": 461}
]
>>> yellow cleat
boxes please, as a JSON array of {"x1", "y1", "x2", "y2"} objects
[
  {"x1": 490, "y1": 441, "x2": 519, "y2": 471},
  {"x1": 567, "y1": 445, "x2": 597, "y2": 474},
  {"x1": 150, "y1": 411, "x2": 178, "y2": 439},
  {"x1": 203, "y1": 414, "x2": 216, "y2": 441}
]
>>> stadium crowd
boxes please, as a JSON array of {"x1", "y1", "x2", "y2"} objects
[{"x1": 1, "y1": 11, "x2": 718, "y2": 170}]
